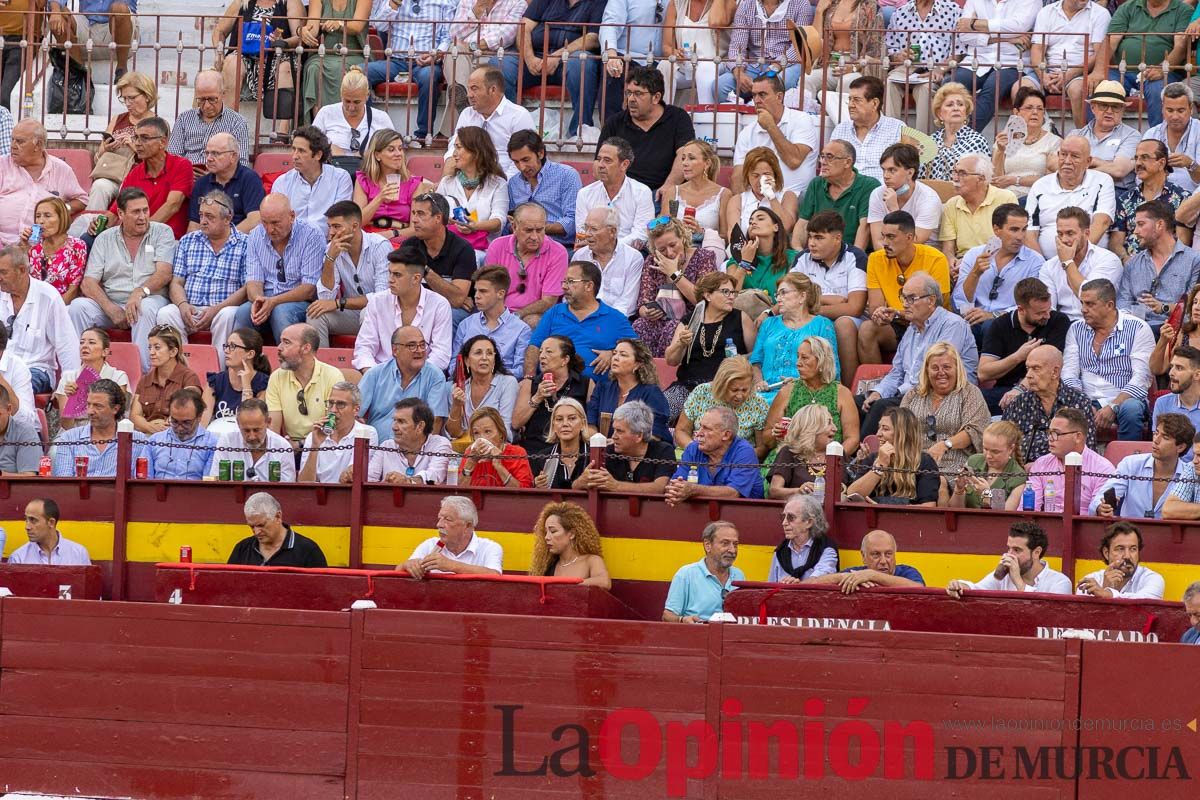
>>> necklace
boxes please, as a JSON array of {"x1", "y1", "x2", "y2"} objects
[
  {"x1": 697, "y1": 321, "x2": 722, "y2": 358},
  {"x1": 457, "y1": 171, "x2": 482, "y2": 190},
  {"x1": 559, "y1": 555, "x2": 581, "y2": 568}
]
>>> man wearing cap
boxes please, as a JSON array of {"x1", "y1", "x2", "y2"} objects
[
  {"x1": 1025, "y1": 136, "x2": 1116, "y2": 259},
  {"x1": 1100, "y1": 0, "x2": 1192, "y2": 129},
  {"x1": 1067, "y1": 81, "x2": 1140, "y2": 193}
]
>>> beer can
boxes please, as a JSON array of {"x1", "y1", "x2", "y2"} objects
[
  {"x1": 38, "y1": 455, "x2": 52, "y2": 477},
  {"x1": 910, "y1": 43, "x2": 921, "y2": 62},
  {"x1": 218, "y1": 459, "x2": 231, "y2": 481},
  {"x1": 179, "y1": 545, "x2": 192, "y2": 563},
  {"x1": 269, "y1": 460, "x2": 282, "y2": 482},
  {"x1": 74, "y1": 455, "x2": 88, "y2": 477},
  {"x1": 93, "y1": 214, "x2": 108, "y2": 234},
  {"x1": 232, "y1": 460, "x2": 245, "y2": 481},
  {"x1": 135, "y1": 456, "x2": 148, "y2": 479},
  {"x1": 322, "y1": 412, "x2": 336, "y2": 434}
]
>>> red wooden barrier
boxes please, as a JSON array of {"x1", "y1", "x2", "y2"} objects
[
  {"x1": 0, "y1": 564, "x2": 103, "y2": 599},
  {"x1": 724, "y1": 583, "x2": 1192, "y2": 643}
]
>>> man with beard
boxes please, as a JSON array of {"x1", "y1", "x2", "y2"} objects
[
  {"x1": 1075, "y1": 522, "x2": 1166, "y2": 600},
  {"x1": 264, "y1": 323, "x2": 343, "y2": 449},
  {"x1": 52, "y1": 378, "x2": 147, "y2": 477},
  {"x1": 663, "y1": 521, "x2": 744, "y2": 623},
  {"x1": 980, "y1": 278, "x2": 1072, "y2": 414},
  {"x1": 946, "y1": 521, "x2": 1072, "y2": 596},
  {"x1": 1090, "y1": 413, "x2": 1193, "y2": 519},
  {"x1": 1154, "y1": 346, "x2": 1200, "y2": 434},
  {"x1": 207, "y1": 398, "x2": 296, "y2": 482}
]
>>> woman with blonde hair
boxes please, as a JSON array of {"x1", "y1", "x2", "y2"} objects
[
  {"x1": 131, "y1": 325, "x2": 202, "y2": 434},
  {"x1": 721, "y1": 147, "x2": 798, "y2": 242},
  {"x1": 750, "y1": 273, "x2": 839, "y2": 401},
  {"x1": 900, "y1": 341, "x2": 990, "y2": 474},
  {"x1": 460, "y1": 406, "x2": 534, "y2": 488},
  {"x1": 528, "y1": 502, "x2": 611, "y2": 589},
  {"x1": 532, "y1": 398, "x2": 589, "y2": 490},
  {"x1": 767, "y1": 404, "x2": 838, "y2": 499},
  {"x1": 921, "y1": 82, "x2": 992, "y2": 182},
  {"x1": 673, "y1": 139, "x2": 728, "y2": 242},
  {"x1": 763, "y1": 335, "x2": 859, "y2": 456},
  {"x1": 312, "y1": 66, "x2": 395, "y2": 157},
  {"x1": 949, "y1": 419, "x2": 1027, "y2": 509},
  {"x1": 87, "y1": 71, "x2": 157, "y2": 211},
  {"x1": 633, "y1": 216, "x2": 717, "y2": 356},
  {"x1": 353, "y1": 129, "x2": 435, "y2": 238},
  {"x1": 844, "y1": 405, "x2": 938, "y2": 505},
  {"x1": 677, "y1": 356, "x2": 769, "y2": 455}
]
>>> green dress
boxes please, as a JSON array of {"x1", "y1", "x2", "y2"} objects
[
  {"x1": 760, "y1": 380, "x2": 843, "y2": 483},
  {"x1": 301, "y1": 0, "x2": 366, "y2": 121},
  {"x1": 961, "y1": 455, "x2": 1027, "y2": 509}
]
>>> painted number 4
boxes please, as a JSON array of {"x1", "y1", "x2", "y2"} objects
[{"x1": 168, "y1": 588, "x2": 183, "y2": 605}]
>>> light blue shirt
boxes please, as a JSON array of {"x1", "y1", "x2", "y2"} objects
[
  {"x1": 6, "y1": 535, "x2": 92, "y2": 566},
  {"x1": 270, "y1": 166, "x2": 354, "y2": 235},
  {"x1": 246, "y1": 218, "x2": 326, "y2": 296},
  {"x1": 1089, "y1": 453, "x2": 1189, "y2": 518},
  {"x1": 51, "y1": 424, "x2": 147, "y2": 477},
  {"x1": 766, "y1": 538, "x2": 839, "y2": 582},
  {"x1": 145, "y1": 427, "x2": 218, "y2": 480},
  {"x1": 452, "y1": 309, "x2": 532, "y2": 379},
  {"x1": 373, "y1": 0, "x2": 454, "y2": 53},
  {"x1": 876, "y1": 306, "x2": 979, "y2": 398},
  {"x1": 952, "y1": 244, "x2": 1045, "y2": 314},
  {"x1": 664, "y1": 558, "x2": 745, "y2": 621},
  {"x1": 600, "y1": 0, "x2": 663, "y2": 59},
  {"x1": 1143, "y1": 118, "x2": 1200, "y2": 193},
  {"x1": 359, "y1": 360, "x2": 450, "y2": 441},
  {"x1": 1152, "y1": 392, "x2": 1200, "y2": 459}
]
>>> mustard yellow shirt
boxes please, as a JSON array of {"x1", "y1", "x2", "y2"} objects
[
  {"x1": 265, "y1": 359, "x2": 345, "y2": 441},
  {"x1": 938, "y1": 185, "x2": 1018, "y2": 258},
  {"x1": 866, "y1": 243, "x2": 952, "y2": 312}
]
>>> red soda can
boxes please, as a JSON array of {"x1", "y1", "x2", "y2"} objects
[
  {"x1": 135, "y1": 456, "x2": 148, "y2": 479},
  {"x1": 74, "y1": 455, "x2": 88, "y2": 477},
  {"x1": 778, "y1": 417, "x2": 792, "y2": 437},
  {"x1": 179, "y1": 546, "x2": 192, "y2": 563},
  {"x1": 38, "y1": 455, "x2": 52, "y2": 476}
]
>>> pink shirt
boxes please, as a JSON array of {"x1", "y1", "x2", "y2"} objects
[
  {"x1": 484, "y1": 234, "x2": 568, "y2": 311},
  {"x1": 1027, "y1": 447, "x2": 1114, "y2": 514},
  {"x1": 356, "y1": 172, "x2": 422, "y2": 223},
  {"x1": 0, "y1": 155, "x2": 87, "y2": 246},
  {"x1": 354, "y1": 286, "x2": 453, "y2": 372}
]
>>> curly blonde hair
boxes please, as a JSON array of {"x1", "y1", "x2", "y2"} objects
[
  {"x1": 932, "y1": 82, "x2": 975, "y2": 126},
  {"x1": 528, "y1": 502, "x2": 604, "y2": 577}
]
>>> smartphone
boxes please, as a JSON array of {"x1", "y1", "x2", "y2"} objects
[
  {"x1": 1102, "y1": 488, "x2": 1120, "y2": 514},
  {"x1": 668, "y1": 199, "x2": 680, "y2": 217},
  {"x1": 542, "y1": 456, "x2": 560, "y2": 484}
]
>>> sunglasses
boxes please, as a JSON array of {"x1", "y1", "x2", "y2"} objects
[
  {"x1": 896, "y1": 272, "x2": 906, "y2": 286},
  {"x1": 350, "y1": 127, "x2": 361, "y2": 152},
  {"x1": 149, "y1": 324, "x2": 177, "y2": 338},
  {"x1": 926, "y1": 415, "x2": 937, "y2": 441},
  {"x1": 647, "y1": 215, "x2": 672, "y2": 231},
  {"x1": 296, "y1": 389, "x2": 308, "y2": 416},
  {"x1": 3, "y1": 313, "x2": 13, "y2": 337},
  {"x1": 988, "y1": 273, "x2": 1002, "y2": 303},
  {"x1": 411, "y1": 0, "x2": 421, "y2": 13},
  {"x1": 276, "y1": 257, "x2": 287, "y2": 284}
]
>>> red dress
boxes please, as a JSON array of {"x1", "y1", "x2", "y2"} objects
[{"x1": 465, "y1": 444, "x2": 534, "y2": 488}]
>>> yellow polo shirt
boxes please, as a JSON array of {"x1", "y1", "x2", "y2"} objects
[
  {"x1": 266, "y1": 360, "x2": 345, "y2": 441},
  {"x1": 866, "y1": 244, "x2": 952, "y2": 311},
  {"x1": 938, "y1": 185, "x2": 1018, "y2": 258}
]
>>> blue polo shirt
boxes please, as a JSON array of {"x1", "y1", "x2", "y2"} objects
[
  {"x1": 671, "y1": 438, "x2": 764, "y2": 499},
  {"x1": 359, "y1": 360, "x2": 450, "y2": 441},
  {"x1": 529, "y1": 300, "x2": 637, "y2": 381},
  {"x1": 188, "y1": 163, "x2": 266, "y2": 226},
  {"x1": 848, "y1": 564, "x2": 925, "y2": 585},
  {"x1": 664, "y1": 558, "x2": 746, "y2": 621}
]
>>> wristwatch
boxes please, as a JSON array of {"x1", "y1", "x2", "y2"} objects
[
  {"x1": 942, "y1": 438, "x2": 954, "y2": 451},
  {"x1": 140, "y1": 286, "x2": 150, "y2": 297},
  {"x1": 669, "y1": 270, "x2": 683, "y2": 283}
]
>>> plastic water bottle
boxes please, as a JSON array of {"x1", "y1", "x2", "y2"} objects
[
  {"x1": 686, "y1": 465, "x2": 700, "y2": 484},
  {"x1": 812, "y1": 473, "x2": 826, "y2": 503},
  {"x1": 1021, "y1": 485, "x2": 1035, "y2": 511},
  {"x1": 724, "y1": 338, "x2": 737, "y2": 359},
  {"x1": 1044, "y1": 479, "x2": 1057, "y2": 512},
  {"x1": 21, "y1": 92, "x2": 33, "y2": 120}
]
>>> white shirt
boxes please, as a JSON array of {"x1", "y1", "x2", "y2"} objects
[
  {"x1": 1032, "y1": 1, "x2": 1110, "y2": 70},
  {"x1": 206, "y1": 428, "x2": 298, "y2": 482},
  {"x1": 1026, "y1": 169, "x2": 1116, "y2": 257},
  {"x1": 0, "y1": 348, "x2": 36, "y2": 429},
  {"x1": 368, "y1": 433, "x2": 453, "y2": 483},
  {"x1": 790, "y1": 247, "x2": 866, "y2": 299},
  {"x1": 271, "y1": 165, "x2": 354, "y2": 235},
  {"x1": 1076, "y1": 564, "x2": 1165, "y2": 600},
  {"x1": 354, "y1": 286, "x2": 453, "y2": 371},
  {"x1": 957, "y1": 0, "x2": 1041, "y2": 68},
  {"x1": 1143, "y1": 118, "x2": 1200, "y2": 194},
  {"x1": 1039, "y1": 243, "x2": 1124, "y2": 321},
  {"x1": 312, "y1": 103, "x2": 395, "y2": 155},
  {"x1": 0, "y1": 278, "x2": 81, "y2": 378},
  {"x1": 299, "y1": 421, "x2": 378, "y2": 483},
  {"x1": 574, "y1": 243, "x2": 644, "y2": 316},
  {"x1": 867, "y1": 181, "x2": 944, "y2": 232},
  {"x1": 315, "y1": 231, "x2": 393, "y2": 301},
  {"x1": 732, "y1": 108, "x2": 819, "y2": 195},
  {"x1": 576, "y1": 177, "x2": 655, "y2": 249},
  {"x1": 435, "y1": 173, "x2": 509, "y2": 244},
  {"x1": 409, "y1": 532, "x2": 503, "y2": 573},
  {"x1": 444, "y1": 97, "x2": 536, "y2": 179},
  {"x1": 969, "y1": 561, "x2": 1073, "y2": 594}
]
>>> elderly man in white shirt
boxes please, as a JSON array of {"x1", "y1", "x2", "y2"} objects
[
  {"x1": 731, "y1": 73, "x2": 818, "y2": 198},
  {"x1": 1026, "y1": 0, "x2": 1111, "y2": 130},
  {"x1": 398, "y1": 495, "x2": 503, "y2": 579},
  {"x1": 1075, "y1": 522, "x2": 1166, "y2": 600},
  {"x1": 1025, "y1": 135, "x2": 1116, "y2": 258},
  {"x1": 1037, "y1": 206, "x2": 1123, "y2": 321},
  {"x1": 573, "y1": 206, "x2": 643, "y2": 317},
  {"x1": 0, "y1": 245, "x2": 80, "y2": 394},
  {"x1": 575, "y1": 137, "x2": 654, "y2": 251},
  {"x1": 442, "y1": 65, "x2": 535, "y2": 180},
  {"x1": 946, "y1": 521, "x2": 1073, "y2": 596},
  {"x1": 368, "y1": 397, "x2": 453, "y2": 484},
  {"x1": 297, "y1": 382, "x2": 378, "y2": 484},
  {"x1": 952, "y1": 0, "x2": 1042, "y2": 132}
]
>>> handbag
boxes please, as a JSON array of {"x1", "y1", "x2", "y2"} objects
[
  {"x1": 240, "y1": 20, "x2": 266, "y2": 56},
  {"x1": 46, "y1": 49, "x2": 93, "y2": 115},
  {"x1": 90, "y1": 147, "x2": 135, "y2": 183}
]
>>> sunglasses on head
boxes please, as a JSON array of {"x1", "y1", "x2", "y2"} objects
[{"x1": 647, "y1": 215, "x2": 672, "y2": 231}]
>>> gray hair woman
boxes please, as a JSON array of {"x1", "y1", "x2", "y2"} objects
[
  {"x1": 767, "y1": 494, "x2": 838, "y2": 583},
  {"x1": 573, "y1": 400, "x2": 678, "y2": 494}
]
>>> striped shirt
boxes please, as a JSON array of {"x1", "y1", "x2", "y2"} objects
[
  {"x1": 246, "y1": 219, "x2": 325, "y2": 296},
  {"x1": 830, "y1": 115, "x2": 906, "y2": 183},
  {"x1": 373, "y1": 0, "x2": 454, "y2": 53},
  {"x1": 725, "y1": 0, "x2": 808, "y2": 69},
  {"x1": 167, "y1": 108, "x2": 252, "y2": 167},
  {"x1": 51, "y1": 424, "x2": 148, "y2": 477},
  {"x1": 173, "y1": 229, "x2": 248, "y2": 308},
  {"x1": 1116, "y1": 240, "x2": 1200, "y2": 327},
  {"x1": 1062, "y1": 311, "x2": 1154, "y2": 406}
]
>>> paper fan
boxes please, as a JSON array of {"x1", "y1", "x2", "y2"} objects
[{"x1": 903, "y1": 126, "x2": 938, "y2": 165}]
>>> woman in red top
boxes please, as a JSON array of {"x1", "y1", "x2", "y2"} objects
[
  {"x1": 23, "y1": 197, "x2": 87, "y2": 302},
  {"x1": 460, "y1": 407, "x2": 534, "y2": 489}
]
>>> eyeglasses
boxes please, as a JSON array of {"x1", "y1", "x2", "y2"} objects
[
  {"x1": 818, "y1": 153, "x2": 849, "y2": 162},
  {"x1": 276, "y1": 257, "x2": 287, "y2": 284},
  {"x1": 295, "y1": 389, "x2": 309, "y2": 416},
  {"x1": 988, "y1": 273, "x2": 1002, "y2": 303},
  {"x1": 350, "y1": 127, "x2": 362, "y2": 152},
  {"x1": 713, "y1": 288, "x2": 737, "y2": 297},
  {"x1": 133, "y1": 133, "x2": 163, "y2": 142},
  {"x1": 900, "y1": 292, "x2": 934, "y2": 305},
  {"x1": 896, "y1": 272, "x2": 907, "y2": 287},
  {"x1": 117, "y1": 93, "x2": 143, "y2": 105},
  {"x1": 1047, "y1": 429, "x2": 1080, "y2": 441},
  {"x1": 950, "y1": 170, "x2": 982, "y2": 179},
  {"x1": 561, "y1": 278, "x2": 590, "y2": 287},
  {"x1": 149, "y1": 324, "x2": 177, "y2": 338},
  {"x1": 169, "y1": 416, "x2": 197, "y2": 429},
  {"x1": 222, "y1": 342, "x2": 247, "y2": 352},
  {"x1": 647, "y1": 215, "x2": 671, "y2": 231},
  {"x1": 780, "y1": 512, "x2": 800, "y2": 522},
  {"x1": 3, "y1": 313, "x2": 13, "y2": 337},
  {"x1": 195, "y1": 95, "x2": 221, "y2": 105},
  {"x1": 396, "y1": 341, "x2": 428, "y2": 351},
  {"x1": 624, "y1": 89, "x2": 651, "y2": 99},
  {"x1": 203, "y1": 149, "x2": 235, "y2": 159},
  {"x1": 411, "y1": 0, "x2": 421, "y2": 13},
  {"x1": 326, "y1": 399, "x2": 351, "y2": 409},
  {"x1": 654, "y1": 1, "x2": 663, "y2": 24}
]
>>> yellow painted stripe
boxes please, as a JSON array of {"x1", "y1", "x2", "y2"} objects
[
  {"x1": 1, "y1": 520, "x2": 114, "y2": 560},
  {"x1": 1075, "y1": 559, "x2": 1191, "y2": 602},
  {"x1": 125, "y1": 523, "x2": 351, "y2": 567}
]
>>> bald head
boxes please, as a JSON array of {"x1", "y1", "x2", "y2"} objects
[
  {"x1": 11, "y1": 119, "x2": 46, "y2": 167},
  {"x1": 208, "y1": 131, "x2": 238, "y2": 156},
  {"x1": 1029, "y1": 344, "x2": 1063, "y2": 369},
  {"x1": 860, "y1": 530, "x2": 899, "y2": 574},
  {"x1": 259, "y1": 193, "x2": 295, "y2": 243},
  {"x1": 196, "y1": 69, "x2": 224, "y2": 94},
  {"x1": 1061, "y1": 135, "x2": 1091, "y2": 158},
  {"x1": 1025, "y1": 344, "x2": 1064, "y2": 394}
]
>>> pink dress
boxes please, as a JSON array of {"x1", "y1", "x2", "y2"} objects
[
  {"x1": 29, "y1": 237, "x2": 88, "y2": 296},
  {"x1": 355, "y1": 172, "x2": 423, "y2": 225}
]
